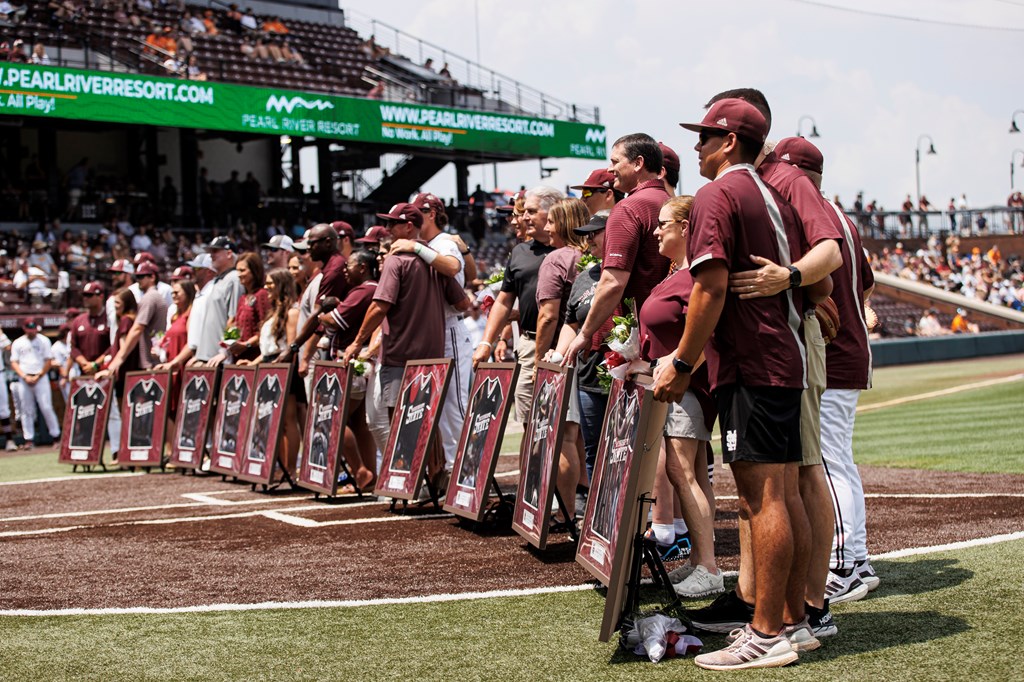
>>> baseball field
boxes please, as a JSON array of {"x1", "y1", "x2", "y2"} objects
[{"x1": 2, "y1": 354, "x2": 1022, "y2": 681}]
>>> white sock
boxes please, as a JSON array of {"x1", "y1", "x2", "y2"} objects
[
  {"x1": 673, "y1": 518, "x2": 688, "y2": 536},
  {"x1": 651, "y1": 523, "x2": 674, "y2": 545}
]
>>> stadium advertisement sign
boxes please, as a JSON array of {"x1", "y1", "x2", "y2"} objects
[{"x1": 0, "y1": 63, "x2": 606, "y2": 159}]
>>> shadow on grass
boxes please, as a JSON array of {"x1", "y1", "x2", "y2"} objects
[{"x1": 870, "y1": 558, "x2": 973, "y2": 597}]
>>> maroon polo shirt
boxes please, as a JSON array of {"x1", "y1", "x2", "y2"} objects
[
  {"x1": 374, "y1": 243, "x2": 467, "y2": 366},
  {"x1": 596, "y1": 178, "x2": 670, "y2": 348},
  {"x1": 758, "y1": 151, "x2": 843, "y2": 251},
  {"x1": 69, "y1": 310, "x2": 109, "y2": 362},
  {"x1": 316, "y1": 251, "x2": 351, "y2": 305},
  {"x1": 535, "y1": 246, "x2": 580, "y2": 325},
  {"x1": 688, "y1": 164, "x2": 809, "y2": 391},
  {"x1": 637, "y1": 267, "x2": 715, "y2": 430},
  {"x1": 822, "y1": 199, "x2": 874, "y2": 389},
  {"x1": 329, "y1": 281, "x2": 378, "y2": 353}
]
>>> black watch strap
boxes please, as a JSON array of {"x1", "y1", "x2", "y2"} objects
[
  {"x1": 787, "y1": 265, "x2": 802, "y2": 289},
  {"x1": 672, "y1": 357, "x2": 693, "y2": 375},
  {"x1": 289, "y1": 342, "x2": 300, "y2": 353}
]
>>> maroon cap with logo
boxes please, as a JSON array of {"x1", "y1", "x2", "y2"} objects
[
  {"x1": 773, "y1": 136, "x2": 824, "y2": 175},
  {"x1": 133, "y1": 251, "x2": 156, "y2": 265},
  {"x1": 356, "y1": 225, "x2": 391, "y2": 244},
  {"x1": 83, "y1": 281, "x2": 105, "y2": 295},
  {"x1": 135, "y1": 261, "x2": 160, "y2": 276},
  {"x1": 171, "y1": 265, "x2": 194, "y2": 281},
  {"x1": 496, "y1": 190, "x2": 525, "y2": 213},
  {"x1": 412, "y1": 192, "x2": 446, "y2": 216},
  {"x1": 658, "y1": 141, "x2": 680, "y2": 174},
  {"x1": 22, "y1": 319, "x2": 39, "y2": 331},
  {"x1": 330, "y1": 221, "x2": 355, "y2": 239},
  {"x1": 680, "y1": 97, "x2": 769, "y2": 144},
  {"x1": 376, "y1": 203, "x2": 424, "y2": 228},
  {"x1": 107, "y1": 259, "x2": 135, "y2": 274},
  {"x1": 570, "y1": 169, "x2": 616, "y2": 191}
]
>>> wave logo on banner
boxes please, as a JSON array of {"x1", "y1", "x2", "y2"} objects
[
  {"x1": 265, "y1": 95, "x2": 335, "y2": 114},
  {"x1": 585, "y1": 128, "x2": 606, "y2": 144}
]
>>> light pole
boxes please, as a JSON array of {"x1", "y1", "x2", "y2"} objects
[
  {"x1": 915, "y1": 134, "x2": 936, "y2": 205},
  {"x1": 1010, "y1": 110, "x2": 1024, "y2": 133},
  {"x1": 796, "y1": 115, "x2": 820, "y2": 138},
  {"x1": 1012, "y1": 149, "x2": 1024, "y2": 191}
]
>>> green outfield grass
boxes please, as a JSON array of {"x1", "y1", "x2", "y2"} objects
[
  {"x1": 3, "y1": 539, "x2": 1021, "y2": 681},
  {"x1": 0, "y1": 448, "x2": 124, "y2": 484}
]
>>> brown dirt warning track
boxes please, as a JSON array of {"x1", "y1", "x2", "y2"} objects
[{"x1": 2, "y1": 458, "x2": 1023, "y2": 612}]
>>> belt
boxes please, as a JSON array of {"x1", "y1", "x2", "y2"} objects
[{"x1": 522, "y1": 330, "x2": 537, "y2": 340}]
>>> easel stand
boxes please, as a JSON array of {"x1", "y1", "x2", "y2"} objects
[
  {"x1": 619, "y1": 493, "x2": 683, "y2": 632},
  {"x1": 551, "y1": 488, "x2": 579, "y2": 542},
  {"x1": 480, "y1": 478, "x2": 513, "y2": 526}
]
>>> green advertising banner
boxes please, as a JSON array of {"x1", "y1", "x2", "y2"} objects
[{"x1": 0, "y1": 63, "x2": 606, "y2": 160}]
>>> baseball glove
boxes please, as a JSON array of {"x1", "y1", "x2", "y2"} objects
[
  {"x1": 815, "y1": 297, "x2": 841, "y2": 344},
  {"x1": 864, "y1": 304, "x2": 878, "y2": 331}
]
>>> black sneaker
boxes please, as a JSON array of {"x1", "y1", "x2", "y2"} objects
[
  {"x1": 806, "y1": 600, "x2": 838, "y2": 638},
  {"x1": 643, "y1": 529, "x2": 692, "y2": 563},
  {"x1": 685, "y1": 590, "x2": 755, "y2": 633}
]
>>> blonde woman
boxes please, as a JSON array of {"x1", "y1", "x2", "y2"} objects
[
  {"x1": 640, "y1": 195, "x2": 720, "y2": 597},
  {"x1": 536, "y1": 197, "x2": 589, "y2": 519}
]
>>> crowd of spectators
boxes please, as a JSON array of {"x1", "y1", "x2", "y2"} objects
[{"x1": 870, "y1": 237, "x2": 1024, "y2": 311}]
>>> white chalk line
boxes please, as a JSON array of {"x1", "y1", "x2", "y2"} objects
[
  {"x1": 263, "y1": 510, "x2": 450, "y2": 528},
  {"x1": 2, "y1": 492, "x2": 322, "y2": 522},
  {"x1": 5, "y1": 530, "x2": 1023, "y2": 618},
  {"x1": 0, "y1": 472, "x2": 145, "y2": 487},
  {"x1": 856, "y1": 373, "x2": 1024, "y2": 413}
]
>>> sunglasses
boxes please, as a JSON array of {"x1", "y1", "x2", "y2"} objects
[
  {"x1": 83, "y1": 292, "x2": 101, "y2": 298},
  {"x1": 581, "y1": 188, "x2": 608, "y2": 199},
  {"x1": 699, "y1": 130, "x2": 727, "y2": 145}
]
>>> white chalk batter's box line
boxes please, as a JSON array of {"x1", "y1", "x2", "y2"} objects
[{"x1": 3, "y1": 530, "x2": 1022, "y2": 617}]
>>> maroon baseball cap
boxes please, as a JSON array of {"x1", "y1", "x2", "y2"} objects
[
  {"x1": 83, "y1": 281, "x2": 105, "y2": 295},
  {"x1": 659, "y1": 141, "x2": 680, "y2": 174},
  {"x1": 171, "y1": 265, "x2": 194, "y2": 281},
  {"x1": 376, "y1": 203, "x2": 423, "y2": 228},
  {"x1": 107, "y1": 259, "x2": 135, "y2": 274},
  {"x1": 680, "y1": 97, "x2": 769, "y2": 144},
  {"x1": 412, "y1": 192, "x2": 446, "y2": 216},
  {"x1": 570, "y1": 169, "x2": 616, "y2": 191},
  {"x1": 135, "y1": 261, "x2": 160, "y2": 277},
  {"x1": 330, "y1": 221, "x2": 355, "y2": 239},
  {"x1": 773, "y1": 136, "x2": 824, "y2": 175},
  {"x1": 22, "y1": 319, "x2": 38, "y2": 331},
  {"x1": 132, "y1": 251, "x2": 156, "y2": 265},
  {"x1": 356, "y1": 225, "x2": 391, "y2": 244}
]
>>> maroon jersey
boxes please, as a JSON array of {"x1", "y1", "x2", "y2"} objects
[
  {"x1": 687, "y1": 164, "x2": 808, "y2": 391},
  {"x1": 758, "y1": 151, "x2": 843, "y2": 250},
  {"x1": 822, "y1": 199, "x2": 874, "y2": 389},
  {"x1": 69, "y1": 311, "x2": 109, "y2": 362}
]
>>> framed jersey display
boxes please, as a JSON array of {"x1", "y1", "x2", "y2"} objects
[
  {"x1": 443, "y1": 362, "x2": 520, "y2": 522},
  {"x1": 118, "y1": 370, "x2": 171, "y2": 468},
  {"x1": 169, "y1": 366, "x2": 219, "y2": 470},
  {"x1": 59, "y1": 376, "x2": 113, "y2": 466},
  {"x1": 236, "y1": 364, "x2": 291, "y2": 485},
  {"x1": 574, "y1": 375, "x2": 668, "y2": 642},
  {"x1": 209, "y1": 365, "x2": 257, "y2": 477},
  {"x1": 511, "y1": 361, "x2": 574, "y2": 550},
  {"x1": 373, "y1": 359, "x2": 452, "y2": 501},
  {"x1": 296, "y1": 361, "x2": 354, "y2": 496}
]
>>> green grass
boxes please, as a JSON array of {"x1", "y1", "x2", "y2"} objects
[
  {"x1": 0, "y1": 448, "x2": 131, "y2": 484},
  {"x1": 859, "y1": 354, "x2": 1024, "y2": 408},
  {"x1": 2, "y1": 540, "x2": 1020, "y2": 681},
  {"x1": 853, "y1": 379, "x2": 1024, "y2": 473}
]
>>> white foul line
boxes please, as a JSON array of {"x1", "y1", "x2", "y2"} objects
[
  {"x1": 856, "y1": 373, "x2": 1024, "y2": 413},
  {"x1": 5, "y1": 530, "x2": 1024, "y2": 617},
  {"x1": 0, "y1": 472, "x2": 145, "y2": 487}
]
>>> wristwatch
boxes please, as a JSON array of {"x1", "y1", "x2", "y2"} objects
[
  {"x1": 672, "y1": 357, "x2": 693, "y2": 375},
  {"x1": 289, "y1": 342, "x2": 300, "y2": 354},
  {"x1": 787, "y1": 265, "x2": 802, "y2": 289}
]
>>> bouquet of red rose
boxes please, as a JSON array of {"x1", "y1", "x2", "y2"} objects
[{"x1": 596, "y1": 299, "x2": 648, "y2": 388}]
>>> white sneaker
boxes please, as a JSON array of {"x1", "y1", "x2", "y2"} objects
[
  {"x1": 855, "y1": 559, "x2": 880, "y2": 591},
  {"x1": 673, "y1": 565, "x2": 725, "y2": 598},
  {"x1": 695, "y1": 625, "x2": 799, "y2": 671},
  {"x1": 667, "y1": 561, "x2": 695, "y2": 584},
  {"x1": 824, "y1": 570, "x2": 869, "y2": 604},
  {"x1": 5, "y1": 440, "x2": 17, "y2": 452},
  {"x1": 784, "y1": 617, "x2": 821, "y2": 653}
]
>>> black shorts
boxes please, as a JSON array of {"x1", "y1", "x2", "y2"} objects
[{"x1": 715, "y1": 384, "x2": 802, "y2": 465}]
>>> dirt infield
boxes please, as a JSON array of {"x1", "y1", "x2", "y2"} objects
[{"x1": 3, "y1": 460, "x2": 1024, "y2": 612}]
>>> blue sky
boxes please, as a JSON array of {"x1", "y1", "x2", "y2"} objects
[{"x1": 341, "y1": 0, "x2": 1024, "y2": 210}]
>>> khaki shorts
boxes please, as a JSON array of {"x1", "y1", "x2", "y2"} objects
[
  {"x1": 801, "y1": 312, "x2": 826, "y2": 467},
  {"x1": 665, "y1": 390, "x2": 711, "y2": 441},
  {"x1": 513, "y1": 336, "x2": 536, "y2": 423}
]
